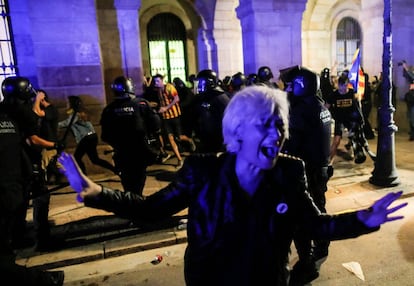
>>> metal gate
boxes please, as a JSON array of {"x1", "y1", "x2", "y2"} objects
[{"x1": 147, "y1": 13, "x2": 187, "y2": 83}]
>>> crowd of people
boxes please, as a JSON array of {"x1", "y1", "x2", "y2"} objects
[
  {"x1": 1, "y1": 61, "x2": 411, "y2": 285},
  {"x1": 58, "y1": 83, "x2": 406, "y2": 286}
]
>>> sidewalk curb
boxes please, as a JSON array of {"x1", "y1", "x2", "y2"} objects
[{"x1": 16, "y1": 229, "x2": 187, "y2": 271}]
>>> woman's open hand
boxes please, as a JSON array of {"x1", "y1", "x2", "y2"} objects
[
  {"x1": 58, "y1": 152, "x2": 102, "y2": 202},
  {"x1": 357, "y1": 191, "x2": 408, "y2": 228}
]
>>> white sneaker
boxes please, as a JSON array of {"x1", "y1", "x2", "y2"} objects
[
  {"x1": 176, "y1": 159, "x2": 184, "y2": 169},
  {"x1": 161, "y1": 153, "x2": 172, "y2": 163}
]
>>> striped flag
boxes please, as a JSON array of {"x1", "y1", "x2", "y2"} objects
[{"x1": 348, "y1": 48, "x2": 365, "y2": 100}]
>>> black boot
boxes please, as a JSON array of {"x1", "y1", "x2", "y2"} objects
[{"x1": 289, "y1": 258, "x2": 319, "y2": 286}]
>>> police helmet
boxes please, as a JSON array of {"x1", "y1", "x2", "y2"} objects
[
  {"x1": 280, "y1": 66, "x2": 319, "y2": 97},
  {"x1": 195, "y1": 69, "x2": 218, "y2": 93},
  {"x1": 230, "y1": 72, "x2": 247, "y2": 91},
  {"x1": 111, "y1": 76, "x2": 135, "y2": 97},
  {"x1": 246, "y1": 73, "x2": 258, "y2": 86},
  {"x1": 1, "y1": 76, "x2": 36, "y2": 102},
  {"x1": 257, "y1": 66, "x2": 274, "y2": 82}
]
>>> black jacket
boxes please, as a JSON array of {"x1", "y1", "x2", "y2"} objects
[
  {"x1": 100, "y1": 96, "x2": 160, "y2": 164},
  {"x1": 85, "y1": 153, "x2": 378, "y2": 286},
  {"x1": 194, "y1": 88, "x2": 230, "y2": 152},
  {"x1": 284, "y1": 94, "x2": 332, "y2": 168}
]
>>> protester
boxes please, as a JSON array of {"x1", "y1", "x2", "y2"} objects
[
  {"x1": 173, "y1": 77, "x2": 197, "y2": 141},
  {"x1": 152, "y1": 74, "x2": 196, "y2": 168},
  {"x1": 58, "y1": 96, "x2": 116, "y2": 175},
  {"x1": 319, "y1": 67, "x2": 334, "y2": 102},
  {"x1": 142, "y1": 76, "x2": 172, "y2": 163},
  {"x1": 58, "y1": 85, "x2": 406, "y2": 286},
  {"x1": 325, "y1": 74, "x2": 375, "y2": 164},
  {"x1": 401, "y1": 60, "x2": 414, "y2": 141},
  {"x1": 404, "y1": 84, "x2": 414, "y2": 141},
  {"x1": 33, "y1": 89, "x2": 61, "y2": 184},
  {"x1": 30, "y1": 89, "x2": 66, "y2": 252},
  {"x1": 361, "y1": 72, "x2": 375, "y2": 139}
]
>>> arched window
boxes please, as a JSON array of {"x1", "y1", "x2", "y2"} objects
[
  {"x1": 336, "y1": 17, "x2": 361, "y2": 74},
  {"x1": 147, "y1": 13, "x2": 187, "y2": 83}
]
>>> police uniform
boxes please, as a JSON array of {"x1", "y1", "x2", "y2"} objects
[
  {"x1": 195, "y1": 88, "x2": 230, "y2": 153},
  {"x1": 280, "y1": 66, "x2": 333, "y2": 285},
  {"x1": 100, "y1": 96, "x2": 160, "y2": 196},
  {"x1": 0, "y1": 99, "x2": 64, "y2": 285},
  {"x1": 0, "y1": 103, "x2": 27, "y2": 254}
]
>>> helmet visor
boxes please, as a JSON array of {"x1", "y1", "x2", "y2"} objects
[{"x1": 196, "y1": 78, "x2": 207, "y2": 94}]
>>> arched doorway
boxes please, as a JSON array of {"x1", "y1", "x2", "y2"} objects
[{"x1": 147, "y1": 13, "x2": 188, "y2": 83}]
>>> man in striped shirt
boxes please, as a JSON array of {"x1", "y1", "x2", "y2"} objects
[{"x1": 153, "y1": 74, "x2": 196, "y2": 169}]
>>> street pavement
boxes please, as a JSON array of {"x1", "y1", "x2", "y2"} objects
[{"x1": 14, "y1": 132, "x2": 414, "y2": 285}]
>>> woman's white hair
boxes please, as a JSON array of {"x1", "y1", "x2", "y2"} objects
[{"x1": 222, "y1": 85, "x2": 289, "y2": 153}]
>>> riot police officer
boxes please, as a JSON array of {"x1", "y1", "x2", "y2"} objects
[
  {"x1": 100, "y1": 76, "x2": 161, "y2": 196},
  {"x1": 257, "y1": 66, "x2": 279, "y2": 89},
  {"x1": 229, "y1": 72, "x2": 247, "y2": 96},
  {"x1": 280, "y1": 66, "x2": 333, "y2": 285},
  {"x1": 0, "y1": 76, "x2": 64, "y2": 285},
  {"x1": 2, "y1": 77, "x2": 64, "y2": 252},
  {"x1": 246, "y1": 73, "x2": 258, "y2": 86},
  {"x1": 194, "y1": 69, "x2": 230, "y2": 153}
]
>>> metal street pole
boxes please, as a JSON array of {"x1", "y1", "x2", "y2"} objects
[{"x1": 369, "y1": 0, "x2": 400, "y2": 187}]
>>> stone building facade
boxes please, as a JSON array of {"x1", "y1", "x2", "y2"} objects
[{"x1": 8, "y1": 0, "x2": 414, "y2": 133}]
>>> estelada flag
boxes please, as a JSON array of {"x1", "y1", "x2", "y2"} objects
[{"x1": 348, "y1": 48, "x2": 365, "y2": 100}]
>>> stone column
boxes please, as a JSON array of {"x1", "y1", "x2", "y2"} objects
[
  {"x1": 236, "y1": 0, "x2": 306, "y2": 76},
  {"x1": 114, "y1": 0, "x2": 143, "y2": 93},
  {"x1": 197, "y1": 27, "x2": 219, "y2": 73},
  {"x1": 360, "y1": 2, "x2": 383, "y2": 77}
]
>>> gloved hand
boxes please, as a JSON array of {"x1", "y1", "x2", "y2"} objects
[{"x1": 54, "y1": 140, "x2": 66, "y2": 154}]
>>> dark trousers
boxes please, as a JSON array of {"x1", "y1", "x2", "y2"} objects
[
  {"x1": 33, "y1": 192, "x2": 51, "y2": 242},
  {"x1": 74, "y1": 133, "x2": 116, "y2": 174},
  {"x1": 294, "y1": 167, "x2": 330, "y2": 260},
  {"x1": 29, "y1": 163, "x2": 52, "y2": 243},
  {"x1": 113, "y1": 152, "x2": 147, "y2": 196}
]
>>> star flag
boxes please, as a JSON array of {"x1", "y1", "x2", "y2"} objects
[{"x1": 348, "y1": 48, "x2": 365, "y2": 100}]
